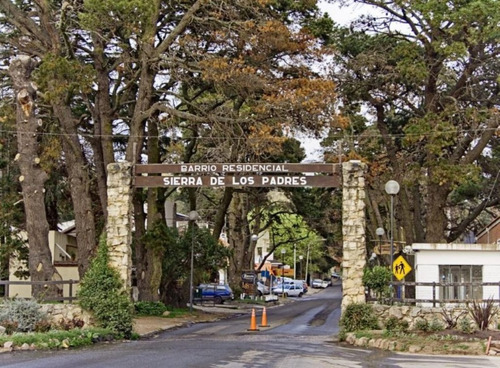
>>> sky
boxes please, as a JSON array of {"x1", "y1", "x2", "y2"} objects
[{"x1": 300, "y1": 2, "x2": 361, "y2": 161}]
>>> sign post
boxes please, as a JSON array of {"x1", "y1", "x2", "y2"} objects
[{"x1": 392, "y1": 255, "x2": 411, "y2": 281}]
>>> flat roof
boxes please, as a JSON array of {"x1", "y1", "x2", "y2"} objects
[{"x1": 412, "y1": 243, "x2": 500, "y2": 251}]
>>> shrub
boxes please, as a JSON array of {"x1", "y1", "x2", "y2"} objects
[
  {"x1": 78, "y1": 237, "x2": 134, "y2": 338},
  {"x1": 459, "y1": 317, "x2": 475, "y2": 334},
  {"x1": 134, "y1": 301, "x2": 168, "y2": 316},
  {"x1": 440, "y1": 308, "x2": 466, "y2": 329},
  {"x1": 0, "y1": 299, "x2": 48, "y2": 333},
  {"x1": 339, "y1": 303, "x2": 378, "y2": 332},
  {"x1": 362, "y1": 266, "x2": 391, "y2": 299},
  {"x1": 0, "y1": 320, "x2": 18, "y2": 335},
  {"x1": 429, "y1": 318, "x2": 444, "y2": 332},
  {"x1": 415, "y1": 319, "x2": 429, "y2": 332},
  {"x1": 385, "y1": 317, "x2": 409, "y2": 333},
  {"x1": 467, "y1": 298, "x2": 498, "y2": 331},
  {"x1": 57, "y1": 318, "x2": 85, "y2": 331}
]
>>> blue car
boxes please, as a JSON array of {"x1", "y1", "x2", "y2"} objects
[{"x1": 196, "y1": 284, "x2": 234, "y2": 304}]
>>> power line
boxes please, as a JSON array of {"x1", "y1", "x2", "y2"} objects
[{"x1": 0, "y1": 126, "x2": 498, "y2": 141}]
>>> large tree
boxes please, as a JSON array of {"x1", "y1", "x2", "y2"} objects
[
  {"x1": 327, "y1": 0, "x2": 500, "y2": 244},
  {"x1": 8, "y1": 56, "x2": 60, "y2": 297},
  {"x1": 0, "y1": 0, "x2": 340, "y2": 302}
]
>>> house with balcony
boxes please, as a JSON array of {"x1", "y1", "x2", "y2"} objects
[{"x1": 5, "y1": 222, "x2": 79, "y2": 299}]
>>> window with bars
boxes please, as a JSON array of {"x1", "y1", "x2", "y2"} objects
[{"x1": 439, "y1": 265, "x2": 482, "y2": 300}]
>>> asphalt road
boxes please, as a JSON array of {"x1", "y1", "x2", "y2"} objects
[{"x1": 1, "y1": 285, "x2": 499, "y2": 367}]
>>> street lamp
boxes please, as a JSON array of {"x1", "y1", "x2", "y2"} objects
[
  {"x1": 281, "y1": 248, "x2": 286, "y2": 297},
  {"x1": 188, "y1": 210, "x2": 199, "y2": 312},
  {"x1": 299, "y1": 255, "x2": 303, "y2": 280},
  {"x1": 249, "y1": 234, "x2": 258, "y2": 299},
  {"x1": 375, "y1": 227, "x2": 385, "y2": 259},
  {"x1": 250, "y1": 234, "x2": 258, "y2": 269},
  {"x1": 384, "y1": 180, "x2": 400, "y2": 289},
  {"x1": 293, "y1": 244, "x2": 297, "y2": 280}
]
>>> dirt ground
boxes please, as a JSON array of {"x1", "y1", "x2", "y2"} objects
[{"x1": 347, "y1": 328, "x2": 500, "y2": 356}]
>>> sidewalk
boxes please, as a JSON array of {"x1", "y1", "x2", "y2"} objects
[{"x1": 133, "y1": 287, "x2": 324, "y2": 337}]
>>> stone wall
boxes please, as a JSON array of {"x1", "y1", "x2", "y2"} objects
[
  {"x1": 341, "y1": 161, "x2": 367, "y2": 312},
  {"x1": 371, "y1": 304, "x2": 500, "y2": 329},
  {"x1": 40, "y1": 304, "x2": 93, "y2": 327},
  {"x1": 106, "y1": 162, "x2": 134, "y2": 290}
]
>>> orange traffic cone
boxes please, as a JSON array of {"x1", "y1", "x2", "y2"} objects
[
  {"x1": 247, "y1": 308, "x2": 260, "y2": 331},
  {"x1": 259, "y1": 307, "x2": 270, "y2": 327}
]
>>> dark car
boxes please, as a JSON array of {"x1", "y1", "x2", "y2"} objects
[{"x1": 196, "y1": 284, "x2": 234, "y2": 304}]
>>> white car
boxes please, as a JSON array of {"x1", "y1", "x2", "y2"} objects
[
  {"x1": 272, "y1": 283, "x2": 304, "y2": 297},
  {"x1": 311, "y1": 279, "x2": 324, "y2": 288},
  {"x1": 256, "y1": 281, "x2": 270, "y2": 295},
  {"x1": 311, "y1": 279, "x2": 329, "y2": 288}
]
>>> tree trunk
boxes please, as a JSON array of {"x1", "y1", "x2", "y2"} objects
[
  {"x1": 227, "y1": 192, "x2": 253, "y2": 287},
  {"x1": 89, "y1": 35, "x2": 115, "y2": 220},
  {"x1": 9, "y1": 56, "x2": 59, "y2": 298},
  {"x1": 52, "y1": 103, "x2": 98, "y2": 277},
  {"x1": 136, "y1": 120, "x2": 163, "y2": 302}
]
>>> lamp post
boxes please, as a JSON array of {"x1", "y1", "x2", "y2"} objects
[
  {"x1": 384, "y1": 180, "x2": 400, "y2": 290},
  {"x1": 188, "y1": 210, "x2": 199, "y2": 312},
  {"x1": 281, "y1": 248, "x2": 286, "y2": 297},
  {"x1": 250, "y1": 234, "x2": 258, "y2": 269},
  {"x1": 293, "y1": 244, "x2": 297, "y2": 280},
  {"x1": 375, "y1": 227, "x2": 385, "y2": 261},
  {"x1": 250, "y1": 234, "x2": 258, "y2": 298},
  {"x1": 299, "y1": 255, "x2": 303, "y2": 280},
  {"x1": 305, "y1": 243, "x2": 310, "y2": 286}
]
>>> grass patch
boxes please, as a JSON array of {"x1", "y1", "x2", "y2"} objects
[
  {"x1": 354, "y1": 331, "x2": 373, "y2": 339},
  {"x1": 164, "y1": 307, "x2": 191, "y2": 318},
  {"x1": 232, "y1": 299, "x2": 267, "y2": 306}
]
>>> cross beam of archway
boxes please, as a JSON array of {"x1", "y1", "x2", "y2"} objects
[{"x1": 133, "y1": 163, "x2": 341, "y2": 188}]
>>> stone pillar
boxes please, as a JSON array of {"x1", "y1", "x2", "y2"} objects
[
  {"x1": 106, "y1": 162, "x2": 133, "y2": 290},
  {"x1": 341, "y1": 160, "x2": 367, "y2": 313}
]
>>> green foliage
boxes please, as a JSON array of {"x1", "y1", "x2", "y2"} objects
[
  {"x1": 429, "y1": 318, "x2": 444, "y2": 332},
  {"x1": 362, "y1": 266, "x2": 391, "y2": 299},
  {"x1": 35, "y1": 53, "x2": 95, "y2": 100},
  {"x1": 385, "y1": 317, "x2": 409, "y2": 333},
  {"x1": 339, "y1": 303, "x2": 379, "y2": 332},
  {"x1": 78, "y1": 238, "x2": 134, "y2": 338},
  {"x1": 0, "y1": 299, "x2": 48, "y2": 333},
  {"x1": 143, "y1": 221, "x2": 230, "y2": 299},
  {"x1": 80, "y1": 0, "x2": 156, "y2": 35},
  {"x1": 163, "y1": 306, "x2": 190, "y2": 319},
  {"x1": 134, "y1": 301, "x2": 168, "y2": 316},
  {"x1": 0, "y1": 327, "x2": 117, "y2": 349},
  {"x1": 338, "y1": 328, "x2": 347, "y2": 341},
  {"x1": 467, "y1": 298, "x2": 498, "y2": 331},
  {"x1": 415, "y1": 319, "x2": 429, "y2": 332},
  {"x1": 459, "y1": 317, "x2": 475, "y2": 334}
]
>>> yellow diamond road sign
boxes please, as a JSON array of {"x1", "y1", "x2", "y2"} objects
[{"x1": 392, "y1": 255, "x2": 411, "y2": 280}]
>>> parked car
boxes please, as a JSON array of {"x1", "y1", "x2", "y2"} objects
[
  {"x1": 311, "y1": 279, "x2": 328, "y2": 289},
  {"x1": 332, "y1": 272, "x2": 341, "y2": 279},
  {"x1": 272, "y1": 283, "x2": 304, "y2": 297},
  {"x1": 196, "y1": 284, "x2": 234, "y2": 304},
  {"x1": 297, "y1": 280, "x2": 308, "y2": 293},
  {"x1": 257, "y1": 281, "x2": 270, "y2": 296},
  {"x1": 323, "y1": 278, "x2": 332, "y2": 287}
]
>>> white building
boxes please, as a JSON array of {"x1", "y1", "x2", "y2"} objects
[{"x1": 413, "y1": 242, "x2": 500, "y2": 306}]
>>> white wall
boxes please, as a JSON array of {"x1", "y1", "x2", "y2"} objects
[{"x1": 413, "y1": 243, "x2": 500, "y2": 305}]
